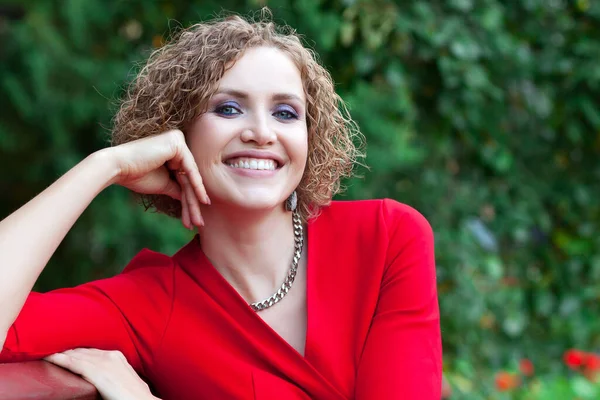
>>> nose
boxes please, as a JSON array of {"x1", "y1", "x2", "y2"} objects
[{"x1": 240, "y1": 113, "x2": 276, "y2": 146}]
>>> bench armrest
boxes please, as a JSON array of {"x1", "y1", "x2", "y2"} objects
[{"x1": 0, "y1": 360, "x2": 99, "y2": 400}]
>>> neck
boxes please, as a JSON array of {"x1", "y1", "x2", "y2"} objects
[{"x1": 197, "y1": 203, "x2": 299, "y2": 304}]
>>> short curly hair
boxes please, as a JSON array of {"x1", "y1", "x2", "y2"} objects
[{"x1": 111, "y1": 10, "x2": 363, "y2": 222}]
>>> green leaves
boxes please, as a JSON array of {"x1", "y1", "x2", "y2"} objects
[{"x1": 1, "y1": 1, "x2": 599, "y2": 397}]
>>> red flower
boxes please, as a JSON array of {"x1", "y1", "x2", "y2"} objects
[
  {"x1": 519, "y1": 358, "x2": 534, "y2": 376},
  {"x1": 495, "y1": 371, "x2": 521, "y2": 391},
  {"x1": 584, "y1": 353, "x2": 600, "y2": 372},
  {"x1": 564, "y1": 349, "x2": 587, "y2": 370}
]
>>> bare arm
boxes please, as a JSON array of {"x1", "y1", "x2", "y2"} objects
[
  {"x1": 0, "y1": 130, "x2": 208, "y2": 349},
  {"x1": 0, "y1": 150, "x2": 118, "y2": 346}
]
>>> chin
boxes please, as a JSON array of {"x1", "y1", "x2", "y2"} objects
[
  {"x1": 206, "y1": 188, "x2": 286, "y2": 211},
  {"x1": 231, "y1": 193, "x2": 285, "y2": 211}
]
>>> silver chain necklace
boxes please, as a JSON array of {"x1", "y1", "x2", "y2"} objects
[{"x1": 250, "y1": 209, "x2": 304, "y2": 312}]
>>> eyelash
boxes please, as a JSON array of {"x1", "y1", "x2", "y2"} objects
[
  {"x1": 274, "y1": 108, "x2": 298, "y2": 120},
  {"x1": 214, "y1": 104, "x2": 241, "y2": 116},
  {"x1": 214, "y1": 104, "x2": 299, "y2": 120}
]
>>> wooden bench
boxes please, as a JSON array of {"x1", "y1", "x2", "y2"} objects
[
  {"x1": 1, "y1": 361, "x2": 452, "y2": 399},
  {"x1": 0, "y1": 361, "x2": 99, "y2": 400}
]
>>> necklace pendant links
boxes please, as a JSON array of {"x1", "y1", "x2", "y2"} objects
[{"x1": 250, "y1": 210, "x2": 303, "y2": 312}]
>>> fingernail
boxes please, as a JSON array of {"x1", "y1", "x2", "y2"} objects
[{"x1": 205, "y1": 196, "x2": 211, "y2": 205}]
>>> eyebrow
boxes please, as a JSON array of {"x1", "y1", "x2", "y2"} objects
[{"x1": 214, "y1": 88, "x2": 305, "y2": 104}]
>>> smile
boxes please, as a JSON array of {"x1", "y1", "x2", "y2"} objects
[{"x1": 225, "y1": 157, "x2": 278, "y2": 171}]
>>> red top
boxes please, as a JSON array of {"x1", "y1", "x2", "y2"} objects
[{"x1": 0, "y1": 199, "x2": 442, "y2": 399}]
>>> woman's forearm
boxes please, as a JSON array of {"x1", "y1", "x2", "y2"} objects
[{"x1": 0, "y1": 149, "x2": 119, "y2": 344}]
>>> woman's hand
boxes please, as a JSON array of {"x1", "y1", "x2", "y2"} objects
[
  {"x1": 44, "y1": 348, "x2": 159, "y2": 400},
  {"x1": 107, "y1": 129, "x2": 209, "y2": 228}
]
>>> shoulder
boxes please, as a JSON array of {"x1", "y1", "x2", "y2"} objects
[
  {"x1": 121, "y1": 248, "x2": 175, "y2": 275},
  {"x1": 72, "y1": 248, "x2": 178, "y2": 338},
  {"x1": 90, "y1": 248, "x2": 176, "y2": 297},
  {"x1": 380, "y1": 199, "x2": 434, "y2": 241},
  {"x1": 316, "y1": 199, "x2": 433, "y2": 239}
]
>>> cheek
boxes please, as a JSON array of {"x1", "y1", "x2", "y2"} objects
[
  {"x1": 187, "y1": 118, "x2": 229, "y2": 162},
  {"x1": 290, "y1": 126, "x2": 309, "y2": 167}
]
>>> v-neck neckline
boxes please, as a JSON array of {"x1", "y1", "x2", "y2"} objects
[
  {"x1": 191, "y1": 217, "x2": 316, "y2": 362},
  {"x1": 172, "y1": 211, "x2": 349, "y2": 400}
]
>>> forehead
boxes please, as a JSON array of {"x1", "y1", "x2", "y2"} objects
[{"x1": 217, "y1": 46, "x2": 305, "y2": 101}]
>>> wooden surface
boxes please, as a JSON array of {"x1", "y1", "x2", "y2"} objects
[
  {"x1": 0, "y1": 361, "x2": 99, "y2": 400},
  {"x1": 0, "y1": 360, "x2": 452, "y2": 399}
]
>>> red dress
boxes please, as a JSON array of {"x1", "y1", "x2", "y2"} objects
[{"x1": 1, "y1": 199, "x2": 442, "y2": 399}]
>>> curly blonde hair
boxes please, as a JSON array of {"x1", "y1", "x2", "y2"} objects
[{"x1": 111, "y1": 10, "x2": 364, "y2": 222}]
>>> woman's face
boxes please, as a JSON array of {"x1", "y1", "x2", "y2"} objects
[{"x1": 186, "y1": 46, "x2": 308, "y2": 211}]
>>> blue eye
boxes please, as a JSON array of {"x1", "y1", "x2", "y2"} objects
[
  {"x1": 215, "y1": 103, "x2": 242, "y2": 116},
  {"x1": 274, "y1": 106, "x2": 299, "y2": 120}
]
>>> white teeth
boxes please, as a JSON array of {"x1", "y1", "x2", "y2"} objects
[{"x1": 226, "y1": 158, "x2": 276, "y2": 171}]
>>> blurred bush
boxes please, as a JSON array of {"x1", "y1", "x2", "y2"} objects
[{"x1": 1, "y1": 0, "x2": 599, "y2": 397}]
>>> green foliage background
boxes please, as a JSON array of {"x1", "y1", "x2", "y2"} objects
[{"x1": 1, "y1": 0, "x2": 599, "y2": 398}]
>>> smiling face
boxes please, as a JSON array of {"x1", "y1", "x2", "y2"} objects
[{"x1": 186, "y1": 46, "x2": 308, "y2": 211}]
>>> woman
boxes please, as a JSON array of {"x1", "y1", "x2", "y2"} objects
[{"x1": 0, "y1": 12, "x2": 441, "y2": 400}]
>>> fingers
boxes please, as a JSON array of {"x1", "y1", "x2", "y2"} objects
[
  {"x1": 179, "y1": 175, "x2": 204, "y2": 227},
  {"x1": 180, "y1": 156, "x2": 210, "y2": 206},
  {"x1": 166, "y1": 143, "x2": 209, "y2": 229},
  {"x1": 180, "y1": 190, "x2": 190, "y2": 229},
  {"x1": 165, "y1": 144, "x2": 209, "y2": 205},
  {"x1": 157, "y1": 167, "x2": 182, "y2": 201},
  {"x1": 44, "y1": 349, "x2": 153, "y2": 400},
  {"x1": 178, "y1": 178, "x2": 194, "y2": 229},
  {"x1": 44, "y1": 352, "x2": 90, "y2": 376},
  {"x1": 44, "y1": 349, "x2": 130, "y2": 373}
]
